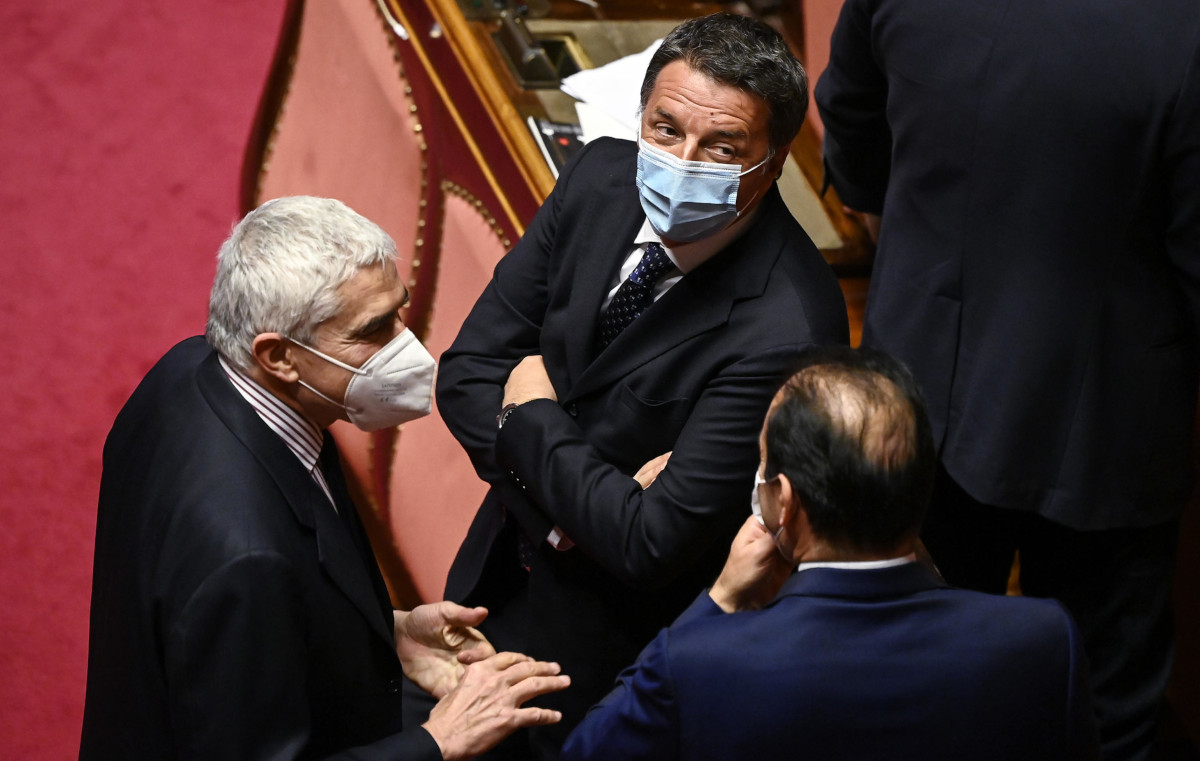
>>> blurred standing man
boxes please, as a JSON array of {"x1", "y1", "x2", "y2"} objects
[
  {"x1": 80, "y1": 196, "x2": 568, "y2": 761},
  {"x1": 815, "y1": 3, "x2": 1200, "y2": 759},
  {"x1": 563, "y1": 346, "x2": 1100, "y2": 761},
  {"x1": 432, "y1": 12, "x2": 848, "y2": 758}
]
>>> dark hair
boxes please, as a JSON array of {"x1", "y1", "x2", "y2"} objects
[
  {"x1": 639, "y1": 12, "x2": 809, "y2": 151},
  {"x1": 764, "y1": 346, "x2": 935, "y2": 554}
]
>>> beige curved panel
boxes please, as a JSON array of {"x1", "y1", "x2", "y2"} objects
[
  {"x1": 252, "y1": 0, "x2": 429, "y2": 541},
  {"x1": 256, "y1": 0, "x2": 425, "y2": 286},
  {"x1": 386, "y1": 189, "x2": 506, "y2": 602},
  {"x1": 802, "y1": 0, "x2": 845, "y2": 139}
]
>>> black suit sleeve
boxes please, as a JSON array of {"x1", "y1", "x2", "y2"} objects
[
  {"x1": 494, "y1": 347, "x2": 803, "y2": 588},
  {"x1": 436, "y1": 143, "x2": 600, "y2": 542},
  {"x1": 1165, "y1": 35, "x2": 1200, "y2": 332},
  {"x1": 814, "y1": 0, "x2": 892, "y2": 214},
  {"x1": 165, "y1": 553, "x2": 442, "y2": 761}
]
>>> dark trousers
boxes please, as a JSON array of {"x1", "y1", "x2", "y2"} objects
[{"x1": 922, "y1": 465, "x2": 1179, "y2": 761}]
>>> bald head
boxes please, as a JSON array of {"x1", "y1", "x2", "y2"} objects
[
  {"x1": 787, "y1": 363, "x2": 915, "y2": 472},
  {"x1": 764, "y1": 347, "x2": 935, "y2": 555}
]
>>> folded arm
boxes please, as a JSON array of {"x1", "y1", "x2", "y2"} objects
[
  {"x1": 495, "y1": 348, "x2": 801, "y2": 588},
  {"x1": 435, "y1": 144, "x2": 597, "y2": 543}
]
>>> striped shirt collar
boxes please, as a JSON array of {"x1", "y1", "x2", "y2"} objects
[{"x1": 218, "y1": 355, "x2": 324, "y2": 475}]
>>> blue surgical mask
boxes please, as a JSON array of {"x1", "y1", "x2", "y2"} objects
[{"x1": 635, "y1": 137, "x2": 772, "y2": 243}]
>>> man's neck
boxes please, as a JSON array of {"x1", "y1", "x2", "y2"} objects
[
  {"x1": 243, "y1": 362, "x2": 332, "y2": 430},
  {"x1": 795, "y1": 536, "x2": 917, "y2": 567}
]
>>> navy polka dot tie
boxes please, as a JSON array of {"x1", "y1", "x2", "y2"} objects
[{"x1": 597, "y1": 242, "x2": 675, "y2": 348}]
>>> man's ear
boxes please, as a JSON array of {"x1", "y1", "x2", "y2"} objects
[
  {"x1": 774, "y1": 472, "x2": 814, "y2": 555},
  {"x1": 775, "y1": 471, "x2": 797, "y2": 530},
  {"x1": 769, "y1": 144, "x2": 793, "y2": 179},
  {"x1": 251, "y1": 333, "x2": 299, "y2": 384}
]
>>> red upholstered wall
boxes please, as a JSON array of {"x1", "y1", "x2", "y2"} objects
[
  {"x1": 802, "y1": 0, "x2": 843, "y2": 137},
  {"x1": 0, "y1": 1, "x2": 287, "y2": 757},
  {"x1": 2, "y1": 1, "x2": 1194, "y2": 756}
]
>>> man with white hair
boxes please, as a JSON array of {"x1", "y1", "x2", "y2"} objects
[{"x1": 79, "y1": 196, "x2": 569, "y2": 761}]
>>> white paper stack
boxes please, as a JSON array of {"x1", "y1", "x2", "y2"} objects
[{"x1": 559, "y1": 40, "x2": 662, "y2": 142}]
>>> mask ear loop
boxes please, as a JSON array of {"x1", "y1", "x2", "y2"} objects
[
  {"x1": 287, "y1": 336, "x2": 364, "y2": 413},
  {"x1": 760, "y1": 466, "x2": 796, "y2": 563},
  {"x1": 287, "y1": 336, "x2": 368, "y2": 376},
  {"x1": 733, "y1": 149, "x2": 775, "y2": 220},
  {"x1": 772, "y1": 522, "x2": 792, "y2": 563},
  {"x1": 736, "y1": 148, "x2": 775, "y2": 178}
]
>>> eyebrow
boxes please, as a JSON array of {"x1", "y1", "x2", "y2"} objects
[
  {"x1": 351, "y1": 313, "x2": 392, "y2": 339},
  {"x1": 350, "y1": 287, "x2": 410, "y2": 338},
  {"x1": 651, "y1": 108, "x2": 749, "y2": 143}
]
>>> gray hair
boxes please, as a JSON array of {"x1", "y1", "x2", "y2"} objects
[
  {"x1": 639, "y1": 12, "x2": 809, "y2": 151},
  {"x1": 206, "y1": 196, "x2": 398, "y2": 372}
]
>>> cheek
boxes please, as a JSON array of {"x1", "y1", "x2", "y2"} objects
[
  {"x1": 326, "y1": 369, "x2": 354, "y2": 398},
  {"x1": 302, "y1": 360, "x2": 351, "y2": 400},
  {"x1": 339, "y1": 342, "x2": 387, "y2": 381},
  {"x1": 738, "y1": 165, "x2": 775, "y2": 210}
]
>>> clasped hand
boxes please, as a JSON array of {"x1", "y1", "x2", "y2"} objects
[
  {"x1": 396, "y1": 602, "x2": 570, "y2": 760},
  {"x1": 394, "y1": 602, "x2": 495, "y2": 698}
]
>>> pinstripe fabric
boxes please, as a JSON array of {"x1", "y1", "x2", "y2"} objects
[{"x1": 218, "y1": 355, "x2": 336, "y2": 509}]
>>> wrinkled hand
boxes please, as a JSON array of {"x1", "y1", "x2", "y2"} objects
[
  {"x1": 503, "y1": 355, "x2": 556, "y2": 407},
  {"x1": 395, "y1": 602, "x2": 496, "y2": 699},
  {"x1": 633, "y1": 451, "x2": 671, "y2": 489},
  {"x1": 709, "y1": 516, "x2": 794, "y2": 613},
  {"x1": 423, "y1": 652, "x2": 570, "y2": 761}
]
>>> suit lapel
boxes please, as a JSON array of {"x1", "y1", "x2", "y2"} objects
[
  {"x1": 558, "y1": 185, "x2": 644, "y2": 386},
  {"x1": 566, "y1": 187, "x2": 790, "y2": 403},
  {"x1": 196, "y1": 351, "x2": 394, "y2": 646},
  {"x1": 319, "y1": 435, "x2": 396, "y2": 640},
  {"x1": 309, "y1": 453, "x2": 395, "y2": 645}
]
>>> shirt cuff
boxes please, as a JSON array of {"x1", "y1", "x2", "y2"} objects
[{"x1": 547, "y1": 525, "x2": 574, "y2": 550}]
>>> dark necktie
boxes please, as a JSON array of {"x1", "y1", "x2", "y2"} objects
[
  {"x1": 596, "y1": 242, "x2": 675, "y2": 348},
  {"x1": 319, "y1": 438, "x2": 375, "y2": 571}
]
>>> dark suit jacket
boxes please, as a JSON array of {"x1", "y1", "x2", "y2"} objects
[
  {"x1": 563, "y1": 564, "x2": 1100, "y2": 761},
  {"x1": 815, "y1": 0, "x2": 1200, "y2": 529},
  {"x1": 79, "y1": 337, "x2": 440, "y2": 761},
  {"x1": 436, "y1": 137, "x2": 849, "y2": 736}
]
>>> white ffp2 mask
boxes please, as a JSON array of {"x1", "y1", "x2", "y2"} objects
[{"x1": 291, "y1": 328, "x2": 436, "y2": 432}]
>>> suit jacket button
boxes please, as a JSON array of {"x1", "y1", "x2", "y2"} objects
[
  {"x1": 388, "y1": 678, "x2": 402, "y2": 694},
  {"x1": 566, "y1": 404, "x2": 579, "y2": 417}
]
